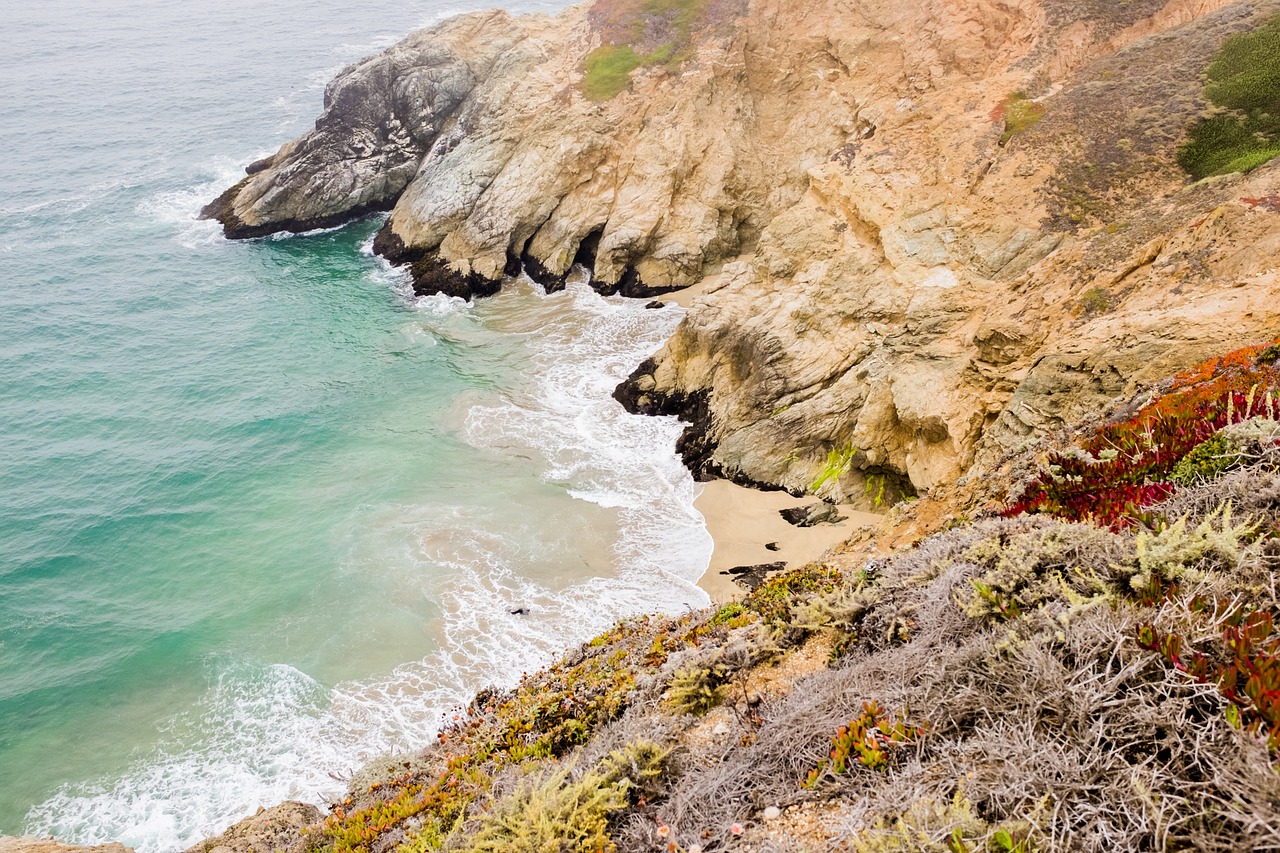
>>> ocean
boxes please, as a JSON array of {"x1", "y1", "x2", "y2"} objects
[{"x1": 0, "y1": 1, "x2": 711, "y2": 848}]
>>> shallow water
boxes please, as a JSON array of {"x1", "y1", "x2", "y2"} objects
[{"x1": 0, "y1": 3, "x2": 711, "y2": 848}]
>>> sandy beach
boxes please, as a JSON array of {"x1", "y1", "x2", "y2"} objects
[{"x1": 693, "y1": 479, "x2": 882, "y2": 604}]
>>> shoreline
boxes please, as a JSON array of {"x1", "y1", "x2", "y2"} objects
[{"x1": 692, "y1": 479, "x2": 881, "y2": 604}]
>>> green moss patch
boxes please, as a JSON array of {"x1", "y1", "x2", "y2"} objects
[
  {"x1": 995, "y1": 93, "x2": 1046, "y2": 145},
  {"x1": 582, "y1": 0, "x2": 724, "y2": 101},
  {"x1": 1178, "y1": 13, "x2": 1280, "y2": 179},
  {"x1": 584, "y1": 45, "x2": 645, "y2": 101}
]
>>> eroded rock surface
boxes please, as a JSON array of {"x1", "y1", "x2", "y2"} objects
[
  {"x1": 180, "y1": 802, "x2": 320, "y2": 853},
  {"x1": 208, "y1": 0, "x2": 1280, "y2": 500},
  {"x1": 0, "y1": 840, "x2": 132, "y2": 853}
]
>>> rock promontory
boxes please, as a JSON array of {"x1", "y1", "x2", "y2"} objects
[{"x1": 206, "y1": 0, "x2": 1280, "y2": 505}]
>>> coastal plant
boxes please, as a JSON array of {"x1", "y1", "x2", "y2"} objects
[
  {"x1": 850, "y1": 789, "x2": 1040, "y2": 853},
  {"x1": 744, "y1": 561, "x2": 845, "y2": 625},
  {"x1": 992, "y1": 92, "x2": 1045, "y2": 145},
  {"x1": 666, "y1": 666, "x2": 725, "y2": 715},
  {"x1": 454, "y1": 741, "x2": 667, "y2": 853},
  {"x1": 865, "y1": 472, "x2": 887, "y2": 508},
  {"x1": 1178, "y1": 12, "x2": 1280, "y2": 179},
  {"x1": 958, "y1": 522, "x2": 1118, "y2": 624},
  {"x1": 1170, "y1": 416, "x2": 1280, "y2": 485},
  {"x1": 810, "y1": 443, "x2": 858, "y2": 494},
  {"x1": 584, "y1": 45, "x2": 645, "y2": 101},
  {"x1": 1138, "y1": 606, "x2": 1280, "y2": 754},
  {"x1": 581, "y1": 0, "x2": 716, "y2": 101},
  {"x1": 1124, "y1": 504, "x2": 1257, "y2": 592},
  {"x1": 803, "y1": 701, "x2": 924, "y2": 787},
  {"x1": 322, "y1": 614, "x2": 693, "y2": 853},
  {"x1": 1003, "y1": 337, "x2": 1280, "y2": 528},
  {"x1": 1079, "y1": 287, "x2": 1111, "y2": 315}
]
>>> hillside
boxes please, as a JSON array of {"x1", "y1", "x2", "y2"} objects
[{"x1": 139, "y1": 338, "x2": 1280, "y2": 852}]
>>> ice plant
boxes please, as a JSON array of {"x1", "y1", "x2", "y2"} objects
[
  {"x1": 1004, "y1": 338, "x2": 1280, "y2": 528},
  {"x1": 803, "y1": 701, "x2": 924, "y2": 787}
]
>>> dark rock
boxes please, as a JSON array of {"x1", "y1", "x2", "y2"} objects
[
  {"x1": 720, "y1": 562, "x2": 787, "y2": 590},
  {"x1": 372, "y1": 225, "x2": 502, "y2": 299},
  {"x1": 645, "y1": 301, "x2": 666, "y2": 309},
  {"x1": 244, "y1": 155, "x2": 276, "y2": 175},
  {"x1": 200, "y1": 178, "x2": 403, "y2": 241},
  {"x1": 591, "y1": 267, "x2": 687, "y2": 299},
  {"x1": 779, "y1": 503, "x2": 846, "y2": 527},
  {"x1": 518, "y1": 251, "x2": 568, "y2": 294},
  {"x1": 765, "y1": 541, "x2": 781, "y2": 551},
  {"x1": 201, "y1": 12, "x2": 520, "y2": 241},
  {"x1": 614, "y1": 359, "x2": 720, "y2": 480}
]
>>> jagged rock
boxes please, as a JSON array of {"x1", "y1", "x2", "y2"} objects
[
  {"x1": 181, "y1": 802, "x2": 321, "y2": 853},
  {"x1": 0, "y1": 840, "x2": 132, "y2": 853},
  {"x1": 779, "y1": 503, "x2": 846, "y2": 528}
]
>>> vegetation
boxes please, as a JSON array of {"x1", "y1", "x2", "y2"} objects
[
  {"x1": 583, "y1": 45, "x2": 645, "y2": 101},
  {"x1": 1078, "y1": 287, "x2": 1111, "y2": 315},
  {"x1": 452, "y1": 742, "x2": 666, "y2": 853},
  {"x1": 581, "y1": 0, "x2": 718, "y2": 101},
  {"x1": 1178, "y1": 13, "x2": 1280, "y2": 179},
  {"x1": 275, "y1": 338, "x2": 1280, "y2": 853},
  {"x1": 810, "y1": 443, "x2": 858, "y2": 494},
  {"x1": 992, "y1": 92, "x2": 1045, "y2": 145},
  {"x1": 803, "y1": 702, "x2": 924, "y2": 786},
  {"x1": 1003, "y1": 337, "x2": 1280, "y2": 528}
]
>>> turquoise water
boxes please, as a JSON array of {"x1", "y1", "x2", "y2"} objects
[{"x1": 0, "y1": 3, "x2": 710, "y2": 849}]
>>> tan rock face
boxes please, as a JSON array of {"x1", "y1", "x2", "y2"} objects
[{"x1": 208, "y1": 0, "x2": 1280, "y2": 500}]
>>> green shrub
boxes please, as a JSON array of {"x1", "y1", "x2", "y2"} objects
[
  {"x1": 581, "y1": 0, "x2": 714, "y2": 100},
  {"x1": 666, "y1": 666, "x2": 724, "y2": 715},
  {"x1": 1170, "y1": 417, "x2": 1280, "y2": 485},
  {"x1": 1178, "y1": 14, "x2": 1280, "y2": 179},
  {"x1": 453, "y1": 744, "x2": 664, "y2": 853},
  {"x1": 1080, "y1": 287, "x2": 1111, "y2": 315},
  {"x1": 999, "y1": 94, "x2": 1045, "y2": 145}
]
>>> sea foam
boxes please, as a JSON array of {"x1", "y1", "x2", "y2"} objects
[{"x1": 24, "y1": 273, "x2": 710, "y2": 853}]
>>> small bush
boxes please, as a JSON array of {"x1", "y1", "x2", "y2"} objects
[
  {"x1": 993, "y1": 93, "x2": 1045, "y2": 145},
  {"x1": 803, "y1": 701, "x2": 924, "y2": 787},
  {"x1": 1170, "y1": 417, "x2": 1280, "y2": 485},
  {"x1": 666, "y1": 666, "x2": 724, "y2": 715},
  {"x1": 454, "y1": 742, "x2": 666, "y2": 853},
  {"x1": 1079, "y1": 287, "x2": 1111, "y2": 315}
]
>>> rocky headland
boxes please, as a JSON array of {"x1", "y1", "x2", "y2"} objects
[
  {"x1": 203, "y1": 0, "x2": 1280, "y2": 513},
  {"x1": 24, "y1": 0, "x2": 1280, "y2": 849}
]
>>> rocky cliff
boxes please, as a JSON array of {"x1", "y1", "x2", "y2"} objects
[{"x1": 205, "y1": 0, "x2": 1280, "y2": 504}]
